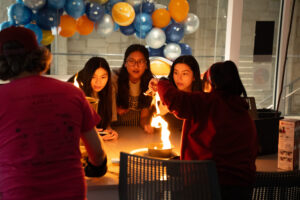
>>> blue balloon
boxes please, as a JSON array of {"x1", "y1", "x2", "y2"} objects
[
  {"x1": 120, "y1": 24, "x2": 135, "y2": 36},
  {"x1": 134, "y1": 4, "x2": 141, "y2": 14},
  {"x1": 16, "y1": 0, "x2": 23, "y2": 3},
  {"x1": 148, "y1": 46, "x2": 164, "y2": 57},
  {"x1": 135, "y1": 30, "x2": 148, "y2": 39},
  {"x1": 105, "y1": 0, "x2": 122, "y2": 15},
  {"x1": 8, "y1": 3, "x2": 33, "y2": 25},
  {"x1": 165, "y1": 23, "x2": 184, "y2": 43},
  {"x1": 0, "y1": 21, "x2": 14, "y2": 31},
  {"x1": 134, "y1": 13, "x2": 152, "y2": 33},
  {"x1": 47, "y1": 0, "x2": 66, "y2": 9},
  {"x1": 141, "y1": 2, "x2": 154, "y2": 14},
  {"x1": 65, "y1": 0, "x2": 85, "y2": 19},
  {"x1": 179, "y1": 43, "x2": 192, "y2": 55},
  {"x1": 25, "y1": 23, "x2": 43, "y2": 43},
  {"x1": 36, "y1": 7, "x2": 61, "y2": 30},
  {"x1": 86, "y1": 2, "x2": 105, "y2": 22}
]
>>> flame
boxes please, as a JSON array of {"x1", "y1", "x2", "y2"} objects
[
  {"x1": 151, "y1": 94, "x2": 171, "y2": 149},
  {"x1": 73, "y1": 73, "x2": 83, "y2": 88}
]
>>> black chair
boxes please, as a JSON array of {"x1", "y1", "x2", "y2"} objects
[
  {"x1": 119, "y1": 152, "x2": 221, "y2": 200},
  {"x1": 251, "y1": 170, "x2": 300, "y2": 200}
]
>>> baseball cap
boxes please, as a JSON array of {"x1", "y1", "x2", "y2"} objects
[{"x1": 0, "y1": 26, "x2": 39, "y2": 56}]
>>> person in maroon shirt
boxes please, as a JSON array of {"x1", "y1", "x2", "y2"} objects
[{"x1": 149, "y1": 60, "x2": 258, "y2": 200}]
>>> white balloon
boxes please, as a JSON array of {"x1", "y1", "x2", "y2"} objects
[
  {"x1": 145, "y1": 28, "x2": 166, "y2": 49},
  {"x1": 163, "y1": 43, "x2": 181, "y2": 61},
  {"x1": 125, "y1": 0, "x2": 143, "y2": 6},
  {"x1": 184, "y1": 13, "x2": 200, "y2": 34},
  {"x1": 95, "y1": 14, "x2": 115, "y2": 37},
  {"x1": 154, "y1": 3, "x2": 167, "y2": 9}
]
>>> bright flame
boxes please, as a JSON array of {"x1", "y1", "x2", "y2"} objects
[
  {"x1": 73, "y1": 73, "x2": 80, "y2": 88},
  {"x1": 151, "y1": 94, "x2": 171, "y2": 149}
]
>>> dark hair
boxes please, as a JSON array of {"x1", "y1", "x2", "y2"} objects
[
  {"x1": 68, "y1": 57, "x2": 112, "y2": 129},
  {"x1": 116, "y1": 44, "x2": 153, "y2": 109},
  {"x1": 168, "y1": 55, "x2": 202, "y2": 91},
  {"x1": 0, "y1": 41, "x2": 51, "y2": 80},
  {"x1": 208, "y1": 60, "x2": 247, "y2": 97}
]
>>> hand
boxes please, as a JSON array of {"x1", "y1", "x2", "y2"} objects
[
  {"x1": 143, "y1": 124, "x2": 154, "y2": 134},
  {"x1": 149, "y1": 78, "x2": 159, "y2": 93},
  {"x1": 158, "y1": 101, "x2": 169, "y2": 116},
  {"x1": 100, "y1": 129, "x2": 119, "y2": 141},
  {"x1": 117, "y1": 107, "x2": 129, "y2": 115}
]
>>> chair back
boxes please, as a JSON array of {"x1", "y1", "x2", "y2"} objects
[
  {"x1": 119, "y1": 152, "x2": 221, "y2": 200},
  {"x1": 251, "y1": 170, "x2": 300, "y2": 200}
]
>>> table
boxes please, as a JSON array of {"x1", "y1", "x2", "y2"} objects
[
  {"x1": 86, "y1": 126, "x2": 283, "y2": 200},
  {"x1": 86, "y1": 126, "x2": 181, "y2": 200}
]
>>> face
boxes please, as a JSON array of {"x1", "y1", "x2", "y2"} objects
[
  {"x1": 90, "y1": 67, "x2": 109, "y2": 93},
  {"x1": 173, "y1": 63, "x2": 194, "y2": 92},
  {"x1": 125, "y1": 51, "x2": 147, "y2": 82}
]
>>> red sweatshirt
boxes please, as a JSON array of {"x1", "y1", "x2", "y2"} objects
[{"x1": 158, "y1": 79, "x2": 258, "y2": 186}]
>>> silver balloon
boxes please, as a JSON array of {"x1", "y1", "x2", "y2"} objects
[
  {"x1": 184, "y1": 13, "x2": 200, "y2": 34},
  {"x1": 23, "y1": 0, "x2": 46, "y2": 10},
  {"x1": 125, "y1": 0, "x2": 143, "y2": 6},
  {"x1": 163, "y1": 43, "x2": 181, "y2": 61},
  {"x1": 154, "y1": 3, "x2": 167, "y2": 9},
  {"x1": 95, "y1": 14, "x2": 115, "y2": 37},
  {"x1": 145, "y1": 28, "x2": 166, "y2": 49}
]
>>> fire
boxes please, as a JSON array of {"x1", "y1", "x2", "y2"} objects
[
  {"x1": 150, "y1": 94, "x2": 171, "y2": 150},
  {"x1": 73, "y1": 73, "x2": 80, "y2": 88}
]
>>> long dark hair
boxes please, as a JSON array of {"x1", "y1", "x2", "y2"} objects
[
  {"x1": 116, "y1": 44, "x2": 153, "y2": 109},
  {"x1": 208, "y1": 60, "x2": 247, "y2": 97},
  {"x1": 68, "y1": 57, "x2": 112, "y2": 129},
  {"x1": 168, "y1": 55, "x2": 202, "y2": 91}
]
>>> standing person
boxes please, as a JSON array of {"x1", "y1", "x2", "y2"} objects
[
  {"x1": 0, "y1": 27, "x2": 107, "y2": 200},
  {"x1": 112, "y1": 44, "x2": 154, "y2": 133},
  {"x1": 68, "y1": 57, "x2": 118, "y2": 140},
  {"x1": 156, "y1": 55, "x2": 202, "y2": 131},
  {"x1": 149, "y1": 60, "x2": 258, "y2": 200}
]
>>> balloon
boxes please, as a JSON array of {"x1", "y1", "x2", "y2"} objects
[
  {"x1": 152, "y1": 8, "x2": 170, "y2": 28},
  {"x1": 86, "y1": 2, "x2": 105, "y2": 22},
  {"x1": 105, "y1": 0, "x2": 122, "y2": 15},
  {"x1": 90, "y1": 0, "x2": 109, "y2": 5},
  {"x1": 76, "y1": 15, "x2": 94, "y2": 35},
  {"x1": 141, "y1": 2, "x2": 154, "y2": 14},
  {"x1": 163, "y1": 43, "x2": 181, "y2": 61},
  {"x1": 135, "y1": 30, "x2": 148, "y2": 39},
  {"x1": 41, "y1": 30, "x2": 54, "y2": 46},
  {"x1": 148, "y1": 46, "x2": 164, "y2": 57},
  {"x1": 120, "y1": 24, "x2": 136, "y2": 36},
  {"x1": 65, "y1": 0, "x2": 85, "y2": 19},
  {"x1": 134, "y1": 4, "x2": 142, "y2": 14},
  {"x1": 112, "y1": 2, "x2": 135, "y2": 26},
  {"x1": 179, "y1": 43, "x2": 192, "y2": 55},
  {"x1": 16, "y1": 0, "x2": 23, "y2": 3},
  {"x1": 95, "y1": 14, "x2": 115, "y2": 37},
  {"x1": 47, "y1": 0, "x2": 66, "y2": 9},
  {"x1": 0, "y1": 21, "x2": 14, "y2": 31},
  {"x1": 150, "y1": 57, "x2": 171, "y2": 76},
  {"x1": 59, "y1": 15, "x2": 77, "y2": 37},
  {"x1": 168, "y1": 0, "x2": 189, "y2": 23},
  {"x1": 125, "y1": 0, "x2": 142, "y2": 6},
  {"x1": 165, "y1": 23, "x2": 184, "y2": 43},
  {"x1": 23, "y1": 0, "x2": 46, "y2": 10},
  {"x1": 133, "y1": 13, "x2": 152, "y2": 33},
  {"x1": 114, "y1": 23, "x2": 119, "y2": 31},
  {"x1": 154, "y1": 3, "x2": 167, "y2": 9},
  {"x1": 8, "y1": 3, "x2": 33, "y2": 25},
  {"x1": 184, "y1": 13, "x2": 199, "y2": 34},
  {"x1": 145, "y1": 28, "x2": 166, "y2": 49},
  {"x1": 25, "y1": 23, "x2": 43, "y2": 43},
  {"x1": 36, "y1": 7, "x2": 61, "y2": 30}
]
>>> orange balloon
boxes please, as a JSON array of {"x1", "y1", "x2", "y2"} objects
[
  {"x1": 41, "y1": 30, "x2": 54, "y2": 46},
  {"x1": 112, "y1": 2, "x2": 135, "y2": 26},
  {"x1": 152, "y1": 8, "x2": 171, "y2": 28},
  {"x1": 76, "y1": 15, "x2": 94, "y2": 35},
  {"x1": 168, "y1": 0, "x2": 189, "y2": 23},
  {"x1": 59, "y1": 15, "x2": 77, "y2": 37}
]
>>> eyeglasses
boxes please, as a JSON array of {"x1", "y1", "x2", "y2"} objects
[{"x1": 126, "y1": 58, "x2": 147, "y2": 67}]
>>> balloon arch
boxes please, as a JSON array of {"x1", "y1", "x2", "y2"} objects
[{"x1": 0, "y1": 0, "x2": 199, "y2": 61}]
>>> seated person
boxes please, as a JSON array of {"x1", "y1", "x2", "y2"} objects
[
  {"x1": 68, "y1": 57, "x2": 118, "y2": 140},
  {"x1": 112, "y1": 44, "x2": 154, "y2": 134},
  {"x1": 149, "y1": 60, "x2": 258, "y2": 200}
]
